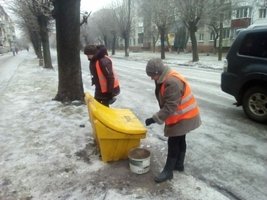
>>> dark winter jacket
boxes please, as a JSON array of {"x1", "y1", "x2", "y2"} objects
[{"x1": 89, "y1": 47, "x2": 120, "y2": 101}]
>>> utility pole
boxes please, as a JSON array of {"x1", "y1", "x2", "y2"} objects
[
  {"x1": 218, "y1": 0, "x2": 224, "y2": 61},
  {"x1": 126, "y1": 0, "x2": 131, "y2": 57}
]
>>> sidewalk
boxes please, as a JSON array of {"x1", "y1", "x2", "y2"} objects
[
  {"x1": 111, "y1": 50, "x2": 225, "y2": 70},
  {"x1": 0, "y1": 52, "x2": 230, "y2": 200}
]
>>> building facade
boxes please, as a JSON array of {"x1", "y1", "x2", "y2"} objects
[
  {"x1": 127, "y1": 0, "x2": 267, "y2": 53},
  {"x1": 184, "y1": 0, "x2": 267, "y2": 52},
  {"x1": 0, "y1": 5, "x2": 16, "y2": 54}
]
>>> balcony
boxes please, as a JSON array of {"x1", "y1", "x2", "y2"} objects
[{"x1": 231, "y1": 18, "x2": 251, "y2": 29}]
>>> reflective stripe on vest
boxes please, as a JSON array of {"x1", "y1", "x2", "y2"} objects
[
  {"x1": 96, "y1": 56, "x2": 119, "y2": 93},
  {"x1": 160, "y1": 70, "x2": 199, "y2": 125}
]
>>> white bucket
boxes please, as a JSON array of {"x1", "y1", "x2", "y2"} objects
[{"x1": 128, "y1": 148, "x2": 150, "y2": 174}]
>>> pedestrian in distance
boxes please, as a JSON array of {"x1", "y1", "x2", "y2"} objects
[
  {"x1": 11, "y1": 46, "x2": 16, "y2": 56},
  {"x1": 145, "y1": 58, "x2": 201, "y2": 183},
  {"x1": 15, "y1": 47, "x2": 19, "y2": 54},
  {"x1": 84, "y1": 44, "x2": 120, "y2": 107}
]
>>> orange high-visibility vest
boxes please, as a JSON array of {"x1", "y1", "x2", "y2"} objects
[
  {"x1": 160, "y1": 70, "x2": 199, "y2": 125},
  {"x1": 96, "y1": 56, "x2": 119, "y2": 93}
]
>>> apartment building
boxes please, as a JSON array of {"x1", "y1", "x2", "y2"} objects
[
  {"x1": 127, "y1": 0, "x2": 266, "y2": 53},
  {"x1": 230, "y1": 0, "x2": 267, "y2": 36},
  {"x1": 0, "y1": 5, "x2": 16, "y2": 54},
  {"x1": 117, "y1": 0, "x2": 144, "y2": 51},
  {"x1": 184, "y1": 0, "x2": 267, "y2": 52}
]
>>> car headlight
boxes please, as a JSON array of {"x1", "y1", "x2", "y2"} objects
[{"x1": 223, "y1": 59, "x2": 228, "y2": 72}]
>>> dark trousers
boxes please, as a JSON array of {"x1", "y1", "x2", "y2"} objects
[
  {"x1": 95, "y1": 98, "x2": 110, "y2": 107},
  {"x1": 167, "y1": 135, "x2": 186, "y2": 159}
]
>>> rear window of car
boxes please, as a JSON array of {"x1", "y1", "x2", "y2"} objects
[{"x1": 239, "y1": 32, "x2": 267, "y2": 58}]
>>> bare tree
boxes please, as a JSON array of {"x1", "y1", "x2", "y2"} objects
[
  {"x1": 207, "y1": 0, "x2": 232, "y2": 60},
  {"x1": 52, "y1": 0, "x2": 84, "y2": 102},
  {"x1": 173, "y1": 22, "x2": 189, "y2": 53},
  {"x1": 150, "y1": 0, "x2": 175, "y2": 59},
  {"x1": 9, "y1": 0, "x2": 53, "y2": 68},
  {"x1": 9, "y1": 1, "x2": 42, "y2": 59},
  {"x1": 175, "y1": 0, "x2": 208, "y2": 62},
  {"x1": 151, "y1": 25, "x2": 159, "y2": 53},
  {"x1": 137, "y1": 0, "x2": 159, "y2": 52},
  {"x1": 31, "y1": 0, "x2": 53, "y2": 68},
  {"x1": 94, "y1": 8, "x2": 118, "y2": 49},
  {"x1": 80, "y1": 7, "x2": 119, "y2": 53},
  {"x1": 80, "y1": 11, "x2": 91, "y2": 26},
  {"x1": 80, "y1": 17, "x2": 98, "y2": 46},
  {"x1": 114, "y1": 0, "x2": 132, "y2": 57}
]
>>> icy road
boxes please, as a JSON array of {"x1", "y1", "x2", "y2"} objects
[{"x1": 0, "y1": 50, "x2": 266, "y2": 200}]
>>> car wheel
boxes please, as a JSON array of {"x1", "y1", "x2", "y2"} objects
[{"x1": 242, "y1": 86, "x2": 267, "y2": 123}]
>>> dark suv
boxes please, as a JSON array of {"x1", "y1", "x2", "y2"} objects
[{"x1": 221, "y1": 27, "x2": 267, "y2": 123}]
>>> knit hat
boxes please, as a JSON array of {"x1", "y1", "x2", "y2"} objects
[
  {"x1": 146, "y1": 58, "x2": 165, "y2": 77},
  {"x1": 84, "y1": 45, "x2": 97, "y2": 55}
]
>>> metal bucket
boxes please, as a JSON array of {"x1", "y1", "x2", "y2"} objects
[{"x1": 128, "y1": 148, "x2": 150, "y2": 174}]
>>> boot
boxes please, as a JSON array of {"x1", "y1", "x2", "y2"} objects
[
  {"x1": 154, "y1": 157, "x2": 176, "y2": 183},
  {"x1": 174, "y1": 152, "x2": 185, "y2": 171}
]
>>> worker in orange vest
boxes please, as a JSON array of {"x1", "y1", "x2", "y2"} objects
[
  {"x1": 84, "y1": 45, "x2": 120, "y2": 106},
  {"x1": 145, "y1": 58, "x2": 201, "y2": 183}
]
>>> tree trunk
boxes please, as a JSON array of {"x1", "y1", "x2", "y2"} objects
[
  {"x1": 218, "y1": 12, "x2": 223, "y2": 61},
  {"x1": 29, "y1": 30, "x2": 42, "y2": 59},
  {"x1": 152, "y1": 36, "x2": 156, "y2": 53},
  {"x1": 189, "y1": 28, "x2": 199, "y2": 62},
  {"x1": 112, "y1": 33, "x2": 116, "y2": 55},
  {"x1": 124, "y1": 36, "x2": 129, "y2": 57},
  {"x1": 125, "y1": 0, "x2": 131, "y2": 57},
  {"x1": 38, "y1": 15, "x2": 53, "y2": 69},
  {"x1": 213, "y1": 37, "x2": 217, "y2": 54},
  {"x1": 160, "y1": 29, "x2": 165, "y2": 59},
  {"x1": 53, "y1": 0, "x2": 84, "y2": 103},
  {"x1": 103, "y1": 35, "x2": 108, "y2": 47}
]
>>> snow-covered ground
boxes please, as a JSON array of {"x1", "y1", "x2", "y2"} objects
[{"x1": 0, "y1": 50, "x2": 266, "y2": 200}]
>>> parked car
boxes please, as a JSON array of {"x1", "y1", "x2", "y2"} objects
[{"x1": 221, "y1": 27, "x2": 267, "y2": 123}]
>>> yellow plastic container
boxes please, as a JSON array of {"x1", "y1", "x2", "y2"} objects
[{"x1": 84, "y1": 92, "x2": 147, "y2": 162}]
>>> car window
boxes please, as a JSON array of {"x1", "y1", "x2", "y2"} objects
[{"x1": 239, "y1": 32, "x2": 267, "y2": 58}]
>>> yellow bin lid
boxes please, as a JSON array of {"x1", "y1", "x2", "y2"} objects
[{"x1": 85, "y1": 93, "x2": 147, "y2": 135}]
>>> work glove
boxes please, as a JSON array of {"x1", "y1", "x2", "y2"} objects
[
  {"x1": 145, "y1": 118, "x2": 155, "y2": 126},
  {"x1": 91, "y1": 77, "x2": 95, "y2": 86}
]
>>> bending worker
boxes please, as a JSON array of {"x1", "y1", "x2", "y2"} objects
[
  {"x1": 145, "y1": 58, "x2": 201, "y2": 183},
  {"x1": 84, "y1": 45, "x2": 120, "y2": 106}
]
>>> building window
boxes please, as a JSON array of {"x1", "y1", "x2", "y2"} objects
[
  {"x1": 210, "y1": 32, "x2": 215, "y2": 41},
  {"x1": 223, "y1": 28, "x2": 230, "y2": 39},
  {"x1": 259, "y1": 8, "x2": 267, "y2": 18},
  {"x1": 199, "y1": 33, "x2": 204, "y2": 41},
  {"x1": 235, "y1": 7, "x2": 252, "y2": 18},
  {"x1": 244, "y1": 8, "x2": 248, "y2": 17},
  {"x1": 225, "y1": 10, "x2": 232, "y2": 20},
  {"x1": 236, "y1": 9, "x2": 240, "y2": 18},
  {"x1": 138, "y1": 33, "x2": 143, "y2": 44},
  {"x1": 138, "y1": 27, "x2": 143, "y2": 33}
]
